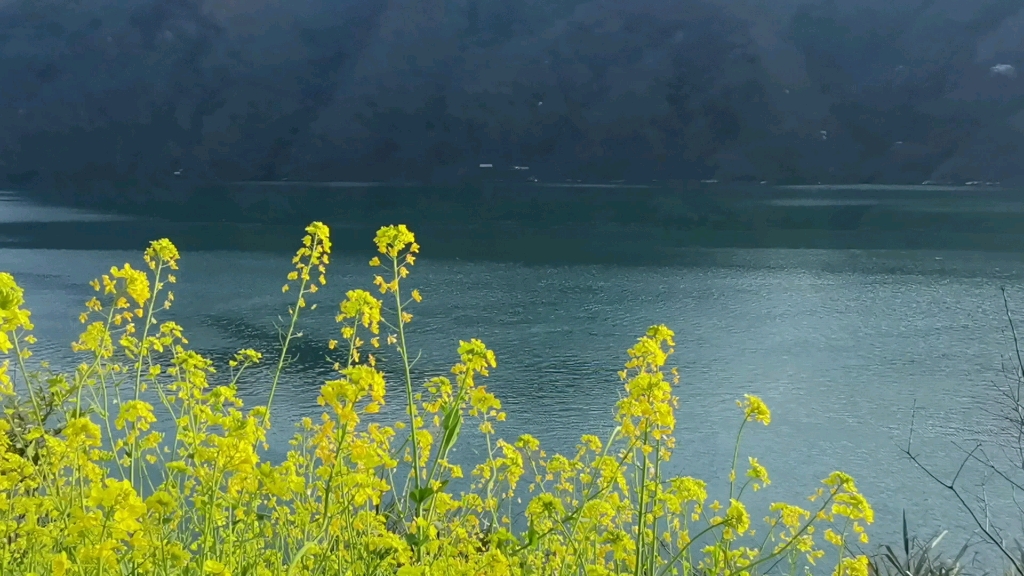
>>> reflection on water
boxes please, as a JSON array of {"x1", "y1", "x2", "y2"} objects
[
  {"x1": 3, "y1": 190, "x2": 1024, "y2": 560},
  {"x1": 768, "y1": 199, "x2": 880, "y2": 207},
  {"x1": 0, "y1": 191, "x2": 131, "y2": 223}
]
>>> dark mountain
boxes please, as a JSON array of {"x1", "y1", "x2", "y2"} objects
[{"x1": 0, "y1": 0, "x2": 1022, "y2": 203}]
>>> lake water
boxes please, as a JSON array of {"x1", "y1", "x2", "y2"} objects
[{"x1": 4, "y1": 188, "x2": 1024, "y2": 567}]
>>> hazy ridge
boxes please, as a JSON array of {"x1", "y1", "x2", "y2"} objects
[{"x1": 0, "y1": 0, "x2": 1022, "y2": 204}]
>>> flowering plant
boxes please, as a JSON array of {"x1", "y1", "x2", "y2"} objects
[{"x1": 0, "y1": 223, "x2": 871, "y2": 576}]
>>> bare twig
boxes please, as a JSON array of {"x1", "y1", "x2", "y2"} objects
[
  {"x1": 1003, "y1": 287, "x2": 1024, "y2": 471},
  {"x1": 902, "y1": 411, "x2": 1024, "y2": 575},
  {"x1": 1003, "y1": 288, "x2": 1024, "y2": 390}
]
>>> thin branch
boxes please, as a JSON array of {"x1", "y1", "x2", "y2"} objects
[
  {"x1": 1004, "y1": 287, "x2": 1024, "y2": 470},
  {"x1": 903, "y1": 420, "x2": 1024, "y2": 575},
  {"x1": 1003, "y1": 287, "x2": 1024, "y2": 391},
  {"x1": 951, "y1": 444, "x2": 980, "y2": 488}
]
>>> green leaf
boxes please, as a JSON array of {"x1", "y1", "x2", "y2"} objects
[
  {"x1": 439, "y1": 407, "x2": 463, "y2": 453},
  {"x1": 404, "y1": 532, "x2": 423, "y2": 549},
  {"x1": 286, "y1": 542, "x2": 313, "y2": 576},
  {"x1": 525, "y1": 521, "x2": 540, "y2": 548},
  {"x1": 409, "y1": 486, "x2": 435, "y2": 505}
]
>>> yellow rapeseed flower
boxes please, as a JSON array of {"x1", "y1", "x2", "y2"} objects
[
  {"x1": 747, "y1": 457, "x2": 770, "y2": 490},
  {"x1": 204, "y1": 559, "x2": 232, "y2": 575},
  {"x1": 770, "y1": 502, "x2": 810, "y2": 529},
  {"x1": 739, "y1": 394, "x2": 771, "y2": 425},
  {"x1": 373, "y1": 224, "x2": 416, "y2": 257},
  {"x1": 835, "y1": 556, "x2": 869, "y2": 576},
  {"x1": 144, "y1": 238, "x2": 180, "y2": 270},
  {"x1": 725, "y1": 499, "x2": 750, "y2": 537},
  {"x1": 0, "y1": 272, "x2": 25, "y2": 312},
  {"x1": 337, "y1": 290, "x2": 383, "y2": 334}
]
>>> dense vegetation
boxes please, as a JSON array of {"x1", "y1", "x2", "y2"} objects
[
  {"x1": 2, "y1": 0, "x2": 1023, "y2": 199},
  {"x1": 0, "y1": 223, "x2": 876, "y2": 575}
]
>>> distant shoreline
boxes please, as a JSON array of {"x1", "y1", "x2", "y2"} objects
[
  {"x1": 778, "y1": 184, "x2": 1006, "y2": 192},
  {"x1": 225, "y1": 181, "x2": 1008, "y2": 193}
]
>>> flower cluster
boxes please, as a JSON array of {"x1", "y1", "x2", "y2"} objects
[{"x1": 0, "y1": 223, "x2": 873, "y2": 576}]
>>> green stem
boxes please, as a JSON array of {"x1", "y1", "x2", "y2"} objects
[
  {"x1": 649, "y1": 440, "x2": 662, "y2": 576},
  {"x1": 728, "y1": 420, "x2": 747, "y2": 501},
  {"x1": 10, "y1": 333, "x2": 43, "y2": 427},
  {"x1": 425, "y1": 372, "x2": 473, "y2": 523},
  {"x1": 266, "y1": 238, "x2": 318, "y2": 426},
  {"x1": 723, "y1": 419, "x2": 748, "y2": 573},
  {"x1": 317, "y1": 329, "x2": 360, "y2": 538},
  {"x1": 96, "y1": 365, "x2": 126, "y2": 480},
  {"x1": 319, "y1": 423, "x2": 350, "y2": 537},
  {"x1": 634, "y1": 429, "x2": 650, "y2": 576},
  {"x1": 835, "y1": 518, "x2": 851, "y2": 575},
  {"x1": 653, "y1": 520, "x2": 730, "y2": 576},
  {"x1": 392, "y1": 256, "x2": 423, "y2": 516},
  {"x1": 483, "y1": 426, "x2": 500, "y2": 530}
]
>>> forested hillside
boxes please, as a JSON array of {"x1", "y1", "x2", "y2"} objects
[{"x1": 1, "y1": 0, "x2": 1022, "y2": 198}]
